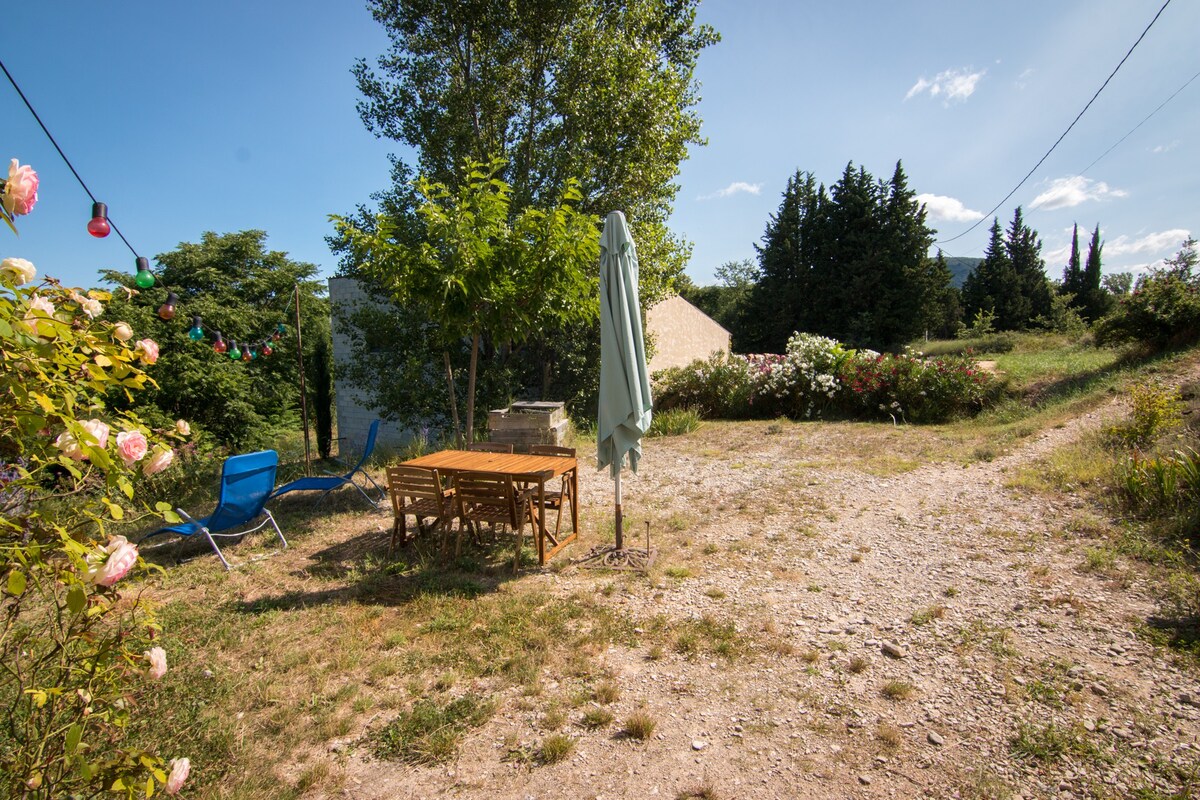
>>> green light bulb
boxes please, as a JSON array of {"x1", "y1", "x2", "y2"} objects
[
  {"x1": 229, "y1": 343, "x2": 242, "y2": 360},
  {"x1": 133, "y1": 256, "x2": 155, "y2": 289}
]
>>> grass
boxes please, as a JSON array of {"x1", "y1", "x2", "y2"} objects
[
  {"x1": 1010, "y1": 722, "x2": 1100, "y2": 763},
  {"x1": 537, "y1": 733, "x2": 576, "y2": 764},
  {"x1": 910, "y1": 604, "x2": 947, "y2": 626},
  {"x1": 622, "y1": 711, "x2": 657, "y2": 741},
  {"x1": 579, "y1": 708, "x2": 614, "y2": 729},
  {"x1": 371, "y1": 694, "x2": 495, "y2": 764},
  {"x1": 881, "y1": 680, "x2": 916, "y2": 701}
]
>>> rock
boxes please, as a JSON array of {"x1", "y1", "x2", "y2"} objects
[
  {"x1": 928, "y1": 731, "x2": 945, "y2": 746},
  {"x1": 882, "y1": 640, "x2": 907, "y2": 659},
  {"x1": 1091, "y1": 683, "x2": 1108, "y2": 697},
  {"x1": 858, "y1": 775, "x2": 873, "y2": 785},
  {"x1": 692, "y1": 741, "x2": 708, "y2": 751}
]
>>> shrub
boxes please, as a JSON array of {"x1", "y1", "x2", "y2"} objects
[
  {"x1": 1095, "y1": 238, "x2": 1200, "y2": 347},
  {"x1": 1106, "y1": 381, "x2": 1183, "y2": 450},
  {"x1": 648, "y1": 407, "x2": 702, "y2": 437},
  {"x1": 653, "y1": 352, "x2": 753, "y2": 418},
  {"x1": 0, "y1": 166, "x2": 192, "y2": 798}
]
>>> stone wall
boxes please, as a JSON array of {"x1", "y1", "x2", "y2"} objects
[
  {"x1": 328, "y1": 277, "x2": 414, "y2": 453},
  {"x1": 645, "y1": 294, "x2": 731, "y2": 374}
]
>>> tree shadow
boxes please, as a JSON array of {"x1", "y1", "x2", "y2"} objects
[{"x1": 1146, "y1": 614, "x2": 1200, "y2": 658}]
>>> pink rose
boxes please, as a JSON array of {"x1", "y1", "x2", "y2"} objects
[
  {"x1": 135, "y1": 338, "x2": 159, "y2": 365},
  {"x1": 145, "y1": 646, "x2": 168, "y2": 680},
  {"x1": 0, "y1": 257, "x2": 35, "y2": 285},
  {"x1": 80, "y1": 419, "x2": 110, "y2": 451},
  {"x1": 3, "y1": 159, "x2": 39, "y2": 216},
  {"x1": 165, "y1": 758, "x2": 190, "y2": 795},
  {"x1": 112, "y1": 322, "x2": 134, "y2": 342},
  {"x1": 91, "y1": 536, "x2": 138, "y2": 587},
  {"x1": 55, "y1": 431, "x2": 84, "y2": 461},
  {"x1": 175, "y1": 419, "x2": 191, "y2": 436},
  {"x1": 116, "y1": 430, "x2": 149, "y2": 466},
  {"x1": 23, "y1": 295, "x2": 56, "y2": 338},
  {"x1": 142, "y1": 447, "x2": 174, "y2": 476}
]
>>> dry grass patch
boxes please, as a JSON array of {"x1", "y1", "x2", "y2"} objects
[
  {"x1": 622, "y1": 711, "x2": 658, "y2": 740},
  {"x1": 881, "y1": 680, "x2": 916, "y2": 701}
]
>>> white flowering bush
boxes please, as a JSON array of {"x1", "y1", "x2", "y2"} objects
[
  {"x1": 0, "y1": 160, "x2": 192, "y2": 797},
  {"x1": 656, "y1": 332, "x2": 996, "y2": 423}
]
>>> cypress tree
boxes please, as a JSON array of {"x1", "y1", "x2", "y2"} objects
[
  {"x1": 1081, "y1": 224, "x2": 1107, "y2": 322},
  {"x1": 1005, "y1": 206, "x2": 1052, "y2": 327},
  {"x1": 1061, "y1": 223, "x2": 1082, "y2": 301}
]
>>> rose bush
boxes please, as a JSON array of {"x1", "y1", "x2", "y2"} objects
[{"x1": 0, "y1": 158, "x2": 192, "y2": 798}]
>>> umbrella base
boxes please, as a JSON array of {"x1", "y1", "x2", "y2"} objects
[{"x1": 575, "y1": 544, "x2": 657, "y2": 572}]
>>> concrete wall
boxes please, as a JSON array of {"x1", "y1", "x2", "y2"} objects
[
  {"x1": 328, "y1": 277, "x2": 414, "y2": 453},
  {"x1": 645, "y1": 294, "x2": 731, "y2": 374}
]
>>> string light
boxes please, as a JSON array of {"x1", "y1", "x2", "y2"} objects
[
  {"x1": 212, "y1": 331, "x2": 227, "y2": 354},
  {"x1": 134, "y1": 257, "x2": 155, "y2": 289},
  {"x1": 187, "y1": 316, "x2": 204, "y2": 342},
  {"x1": 87, "y1": 202, "x2": 110, "y2": 238},
  {"x1": 157, "y1": 292, "x2": 178, "y2": 321}
]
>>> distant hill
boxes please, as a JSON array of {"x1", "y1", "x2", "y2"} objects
[{"x1": 944, "y1": 256, "x2": 981, "y2": 288}]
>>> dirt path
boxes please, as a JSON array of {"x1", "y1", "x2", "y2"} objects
[{"x1": 330, "y1": 373, "x2": 1200, "y2": 799}]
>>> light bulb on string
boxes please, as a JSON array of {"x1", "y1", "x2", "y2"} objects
[
  {"x1": 188, "y1": 316, "x2": 204, "y2": 342},
  {"x1": 272, "y1": 323, "x2": 285, "y2": 342},
  {"x1": 134, "y1": 256, "x2": 155, "y2": 289},
  {"x1": 87, "y1": 202, "x2": 111, "y2": 238},
  {"x1": 157, "y1": 292, "x2": 178, "y2": 321},
  {"x1": 212, "y1": 330, "x2": 227, "y2": 354},
  {"x1": 261, "y1": 340, "x2": 273, "y2": 357},
  {"x1": 241, "y1": 345, "x2": 252, "y2": 362},
  {"x1": 248, "y1": 344, "x2": 258, "y2": 360},
  {"x1": 229, "y1": 341, "x2": 241, "y2": 360}
]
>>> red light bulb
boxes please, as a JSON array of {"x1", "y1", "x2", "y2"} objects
[
  {"x1": 157, "y1": 291, "x2": 178, "y2": 321},
  {"x1": 87, "y1": 202, "x2": 111, "y2": 238},
  {"x1": 212, "y1": 331, "x2": 228, "y2": 354},
  {"x1": 261, "y1": 343, "x2": 273, "y2": 357}
]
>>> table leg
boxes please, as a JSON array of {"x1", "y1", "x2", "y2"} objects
[{"x1": 537, "y1": 478, "x2": 547, "y2": 565}]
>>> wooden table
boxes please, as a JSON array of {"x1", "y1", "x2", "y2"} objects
[{"x1": 399, "y1": 449, "x2": 579, "y2": 564}]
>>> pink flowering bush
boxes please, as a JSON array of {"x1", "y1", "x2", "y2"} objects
[{"x1": 0, "y1": 160, "x2": 194, "y2": 798}]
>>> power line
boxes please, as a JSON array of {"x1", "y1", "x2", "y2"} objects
[
  {"x1": 936, "y1": 0, "x2": 1174, "y2": 246},
  {"x1": 1076, "y1": 65, "x2": 1200, "y2": 176},
  {"x1": 0, "y1": 57, "x2": 140, "y2": 259}
]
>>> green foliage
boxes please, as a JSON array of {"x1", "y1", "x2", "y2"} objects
[
  {"x1": 101, "y1": 230, "x2": 329, "y2": 452},
  {"x1": 336, "y1": 158, "x2": 600, "y2": 442},
  {"x1": 962, "y1": 209, "x2": 1053, "y2": 331},
  {"x1": 0, "y1": 260, "x2": 188, "y2": 796},
  {"x1": 348, "y1": 0, "x2": 716, "y2": 306},
  {"x1": 1118, "y1": 449, "x2": 1200, "y2": 516},
  {"x1": 647, "y1": 407, "x2": 702, "y2": 438},
  {"x1": 652, "y1": 352, "x2": 754, "y2": 419},
  {"x1": 1106, "y1": 381, "x2": 1183, "y2": 450},
  {"x1": 742, "y1": 162, "x2": 952, "y2": 352},
  {"x1": 1096, "y1": 238, "x2": 1200, "y2": 348}
]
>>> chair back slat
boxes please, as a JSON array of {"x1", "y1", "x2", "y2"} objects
[
  {"x1": 466, "y1": 442, "x2": 513, "y2": 453},
  {"x1": 454, "y1": 472, "x2": 521, "y2": 524},
  {"x1": 387, "y1": 465, "x2": 443, "y2": 503},
  {"x1": 529, "y1": 445, "x2": 576, "y2": 458}
]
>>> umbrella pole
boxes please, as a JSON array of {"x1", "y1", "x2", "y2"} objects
[{"x1": 614, "y1": 469, "x2": 624, "y2": 551}]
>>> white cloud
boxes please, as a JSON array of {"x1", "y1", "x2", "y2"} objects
[
  {"x1": 697, "y1": 181, "x2": 762, "y2": 201},
  {"x1": 1105, "y1": 229, "x2": 1190, "y2": 258},
  {"x1": 1015, "y1": 67, "x2": 1035, "y2": 89},
  {"x1": 916, "y1": 193, "x2": 985, "y2": 222},
  {"x1": 904, "y1": 67, "x2": 985, "y2": 104},
  {"x1": 1028, "y1": 176, "x2": 1128, "y2": 210},
  {"x1": 1152, "y1": 140, "x2": 1180, "y2": 154}
]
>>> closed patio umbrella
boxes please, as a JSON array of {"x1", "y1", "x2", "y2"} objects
[{"x1": 597, "y1": 211, "x2": 652, "y2": 553}]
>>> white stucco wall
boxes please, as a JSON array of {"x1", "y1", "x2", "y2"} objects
[{"x1": 645, "y1": 295, "x2": 731, "y2": 373}]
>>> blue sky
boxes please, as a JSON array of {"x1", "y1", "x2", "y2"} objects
[{"x1": 5, "y1": 1, "x2": 1197, "y2": 292}]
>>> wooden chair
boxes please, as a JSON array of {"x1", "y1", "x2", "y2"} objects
[
  {"x1": 466, "y1": 442, "x2": 513, "y2": 453},
  {"x1": 453, "y1": 471, "x2": 537, "y2": 573},
  {"x1": 527, "y1": 444, "x2": 576, "y2": 540},
  {"x1": 385, "y1": 465, "x2": 454, "y2": 557}
]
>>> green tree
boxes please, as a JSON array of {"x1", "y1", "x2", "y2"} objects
[
  {"x1": 348, "y1": 0, "x2": 717, "y2": 308},
  {"x1": 1102, "y1": 271, "x2": 1133, "y2": 297},
  {"x1": 1060, "y1": 223, "x2": 1082, "y2": 301},
  {"x1": 336, "y1": 158, "x2": 600, "y2": 444},
  {"x1": 1005, "y1": 206, "x2": 1053, "y2": 326},
  {"x1": 962, "y1": 218, "x2": 1022, "y2": 329},
  {"x1": 1080, "y1": 223, "x2": 1107, "y2": 322},
  {"x1": 102, "y1": 231, "x2": 329, "y2": 451}
]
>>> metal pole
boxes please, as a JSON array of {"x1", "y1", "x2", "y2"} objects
[
  {"x1": 614, "y1": 469, "x2": 624, "y2": 551},
  {"x1": 293, "y1": 284, "x2": 312, "y2": 477}
]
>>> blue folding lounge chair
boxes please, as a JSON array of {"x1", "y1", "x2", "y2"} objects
[
  {"x1": 269, "y1": 419, "x2": 385, "y2": 508},
  {"x1": 143, "y1": 449, "x2": 288, "y2": 570}
]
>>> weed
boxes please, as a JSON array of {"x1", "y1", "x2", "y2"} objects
[
  {"x1": 1010, "y1": 722, "x2": 1098, "y2": 763},
  {"x1": 541, "y1": 706, "x2": 567, "y2": 730},
  {"x1": 881, "y1": 680, "x2": 915, "y2": 701},
  {"x1": 594, "y1": 681, "x2": 621, "y2": 705},
  {"x1": 848, "y1": 656, "x2": 869, "y2": 674},
  {"x1": 704, "y1": 587, "x2": 727, "y2": 599},
  {"x1": 876, "y1": 723, "x2": 903, "y2": 749},
  {"x1": 943, "y1": 586, "x2": 959, "y2": 598},
  {"x1": 649, "y1": 407, "x2": 703, "y2": 437},
  {"x1": 538, "y1": 733, "x2": 576, "y2": 764},
  {"x1": 676, "y1": 784, "x2": 720, "y2": 800},
  {"x1": 647, "y1": 644, "x2": 665, "y2": 661},
  {"x1": 580, "y1": 708, "x2": 615, "y2": 729},
  {"x1": 849, "y1": 552, "x2": 862, "y2": 563},
  {"x1": 665, "y1": 565, "x2": 692, "y2": 579},
  {"x1": 910, "y1": 604, "x2": 947, "y2": 626},
  {"x1": 799, "y1": 648, "x2": 821, "y2": 664},
  {"x1": 622, "y1": 711, "x2": 657, "y2": 741}
]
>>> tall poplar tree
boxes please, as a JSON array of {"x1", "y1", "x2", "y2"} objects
[{"x1": 347, "y1": 0, "x2": 718, "y2": 305}]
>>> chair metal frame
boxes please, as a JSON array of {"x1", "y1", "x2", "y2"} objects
[
  {"x1": 270, "y1": 419, "x2": 385, "y2": 508},
  {"x1": 142, "y1": 450, "x2": 288, "y2": 570}
]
